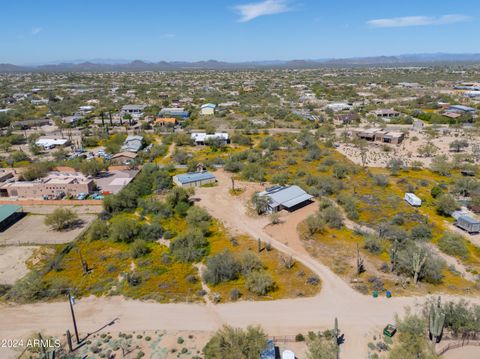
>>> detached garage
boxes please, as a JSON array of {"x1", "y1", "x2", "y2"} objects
[
  {"x1": 173, "y1": 171, "x2": 216, "y2": 188},
  {"x1": 0, "y1": 204, "x2": 24, "y2": 232}
]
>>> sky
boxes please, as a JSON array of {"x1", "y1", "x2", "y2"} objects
[{"x1": 0, "y1": 0, "x2": 479, "y2": 64}]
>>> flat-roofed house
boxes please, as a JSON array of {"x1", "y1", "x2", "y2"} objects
[
  {"x1": 379, "y1": 131, "x2": 405, "y2": 144},
  {"x1": 0, "y1": 172, "x2": 94, "y2": 199},
  {"x1": 257, "y1": 185, "x2": 313, "y2": 213},
  {"x1": 173, "y1": 171, "x2": 216, "y2": 188},
  {"x1": 353, "y1": 129, "x2": 404, "y2": 145},
  {"x1": 371, "y1": 109, "x2": 400, "y2": 120}
]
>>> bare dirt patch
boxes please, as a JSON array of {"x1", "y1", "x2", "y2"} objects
[
  {"x1": 0, "y1": 214, "x2": 96, "y2": 245},
  {"x1": 0, "y1": 246, "x2": 39, "y2": 285}
]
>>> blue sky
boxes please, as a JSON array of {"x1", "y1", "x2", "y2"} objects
[{"x1": 0, "y1": 0, "x2": 479, "y2": 64}]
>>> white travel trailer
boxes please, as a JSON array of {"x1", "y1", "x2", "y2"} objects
[{"x1": 404, "y1": 192, "x2": 422, "y2": 207}]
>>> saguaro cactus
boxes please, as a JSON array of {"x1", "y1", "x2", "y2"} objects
[
  {"x1": 429, "y1": 297, "x2": 445, "y2": 349},
  {"x1": 412, "y1": 246, "x2": 427, "y2": 284},
  {"x1": 334, "y1": 317, "x2": 340, "y2": 359},
  {"x1": 356, "y1": 244, "x2": 365, "y2": 275}
]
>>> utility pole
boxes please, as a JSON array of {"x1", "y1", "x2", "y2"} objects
[{"x1": 67, "y1": 291, "x2": 80, "y2": 344}]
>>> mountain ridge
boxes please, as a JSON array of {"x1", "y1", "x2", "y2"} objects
[{"x1": 2, "y1": 53, "x2": 480, "y2": 72}]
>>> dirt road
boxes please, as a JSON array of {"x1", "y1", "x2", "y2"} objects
[{"x1": 1, "y1": 170, "x2": 479, "y2": 358}]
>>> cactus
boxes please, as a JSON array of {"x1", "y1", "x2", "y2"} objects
[
  {"x1": 334, "y1": 317, "x2": 340, "y2": 359},
  {"x1": 257, "y1": 238, "x2": 262, "y2": 253},
  {"x1": 389, "y1": 239, "x2": 400, "y2": 272},
  {"x1": 356, "y1": 244, "x2": 365, "y2": 275},
  {"x1": 412, "y1": 246, "x2": 427, "y2": 284},
  {"x1": 429, "y1": 297, "x2": 445, "y2": 349}
]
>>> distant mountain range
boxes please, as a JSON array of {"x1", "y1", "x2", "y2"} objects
[{"x1": 2, "y1": 53, "x2": 480, "y2": 72}]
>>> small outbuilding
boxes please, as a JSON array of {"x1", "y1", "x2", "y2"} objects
[
  {"x1": 404, "y1": 193, "x2": 422, "y2": 207},
  {"x1": 173, "y1": 171, "x2": 216, "y2": 188},
  {"x1": 456, "y1": 215, "x2": 480, "y2": 234}
]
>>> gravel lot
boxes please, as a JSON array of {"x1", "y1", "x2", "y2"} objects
[{"x1": 0, "y1": 214, "x2": 96, "y2": 245}]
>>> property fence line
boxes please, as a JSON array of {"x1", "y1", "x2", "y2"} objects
[
  {"x1": 271, "y1": 335, "x2": 298, "y2": 344},
  {"x1": 0, "y1": 199, "x2": 102, "y2": 206},
  {"x1": 436, "y1": 339, "x2": 480, "y2": 355}
]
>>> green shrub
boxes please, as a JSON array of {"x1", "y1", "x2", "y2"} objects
[
  {"x1": 238, "y1": 251, "x2": 263, "y2": 275},
  {"x1": 44, "y1": 208, "x2": 79, "y2": 231},
  {"x1": 170, "y1": 228, "x2": 209, "y2": 262},
  {"x1": 438, "y1": 233, "x2": 469, "y2": 259},
  {"x1": 130, "y1": 240, "x2": 151, "y2": 258},
  {"x1": 110, "y1": 217, "x2": 140, "y2": 243},
  {"x1": 436, "y1": 194, "x2": 458, "y2": 216},
  {"x1": 364, "y1": 235, "x2": 383, "y2": 254},
  {"x1": 246, "y1": 271, "x2": 275, "y2": 295},
  {"x1": 322, "y1": 206, "x2": 343, "y2": 229},
  {"x1": 203, "y1": 325, "x2": 267, "y2": 358},
  {"x1": 295, "y1": 333, "x2": 305, "y2": 342},
  {"x1": 88, "y1": 219, "x2": 109, "y2": 240},
  {"x1": 410, "y1": 224, "x2": 432, "y2": 241},
  {"x1": 430, "y1": 185, "x2": 443, "y2": 198},
  {"x1": 203, "y1": 250, "x2": 241, "y2": 285},
  {"x1": 230, "y1": 288, "x2": 241, "y2": 301}
]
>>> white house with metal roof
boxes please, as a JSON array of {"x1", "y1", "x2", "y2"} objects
[
  {"x1": 200, "y1": 103, "x2": 216, "y2": 115},
  {"x1": 258, "y1": 185, "x2": 313, "y2": 212},
  {"x1": 35, "y1": 138, "x2": 71, "y2": 149},
  {"x1": 191, "y1": 132, "x2": 229, "y2": 145},
  {"x1": 173, "y1": 171, "x2": 216, "y2": 188}
]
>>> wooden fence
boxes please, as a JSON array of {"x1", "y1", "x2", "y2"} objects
[
  {"x1": 271, "y1": 335, "x2": 297, "y2": 344},
  {"x1": 437, "y1": 339, "x2": 480, "y2": 355}
]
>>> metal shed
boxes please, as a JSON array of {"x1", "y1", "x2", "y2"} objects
[
  {"x1": 259, "y1": 185, "x2": 313, "y2": 212},
  {"x1": 172, "y1": 171, "x2": 216, "y2": 188}
]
